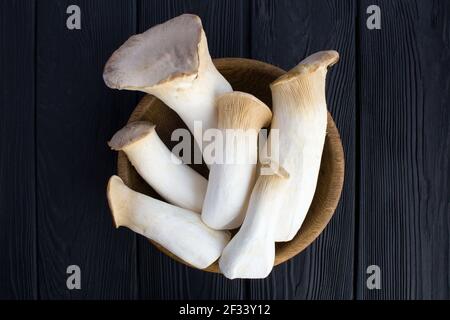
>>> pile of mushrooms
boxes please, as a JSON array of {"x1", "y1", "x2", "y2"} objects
[{"x1": 104, "y1": 14, "x2": 339, "y2": 279}]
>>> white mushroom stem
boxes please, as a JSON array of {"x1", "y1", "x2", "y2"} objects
[
  {"x1": 107, "y1": 175, "x2": 230, "y2": 269},
  {"x1": 108, "y1": 121, "x2": 207, "y2": 213},
  {"x1": 219, "y1": 174, "x2": 289, "y2": 279},
  {"x1": 266, "y1": 50, "x2": 339, "y2": 242},
  {"x1": 103, "y1": 14, "x2": 232, "y2": 153},
  {"x1": 201, "y1": 92, "x2": 272, "y2": 230}
]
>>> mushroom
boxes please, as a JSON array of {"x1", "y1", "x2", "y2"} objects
[
  {"x1": 103, "y1": 14, "x2": 232, "y2": 155},
  {"x1": 219, "y1": 174, "x2": 289, "y2": 279},
  {"x1": 108, "y1": 121, "x2": 207, "y2": 213},
  {"x1": 201, "y1": 92, "x2": 272, "y2": 230},
  {"x1": 266, "y1": 50, "x2": 339, "y2": 242},
  {"x1": 107, "y1": 175, "x2": 230, "y2": 269}
]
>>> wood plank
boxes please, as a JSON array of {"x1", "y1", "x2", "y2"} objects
[
  {"x1": 249, "y1": 0, "x2": 356, "y2": 299},
  {"x1": 137, "y1": 0, "x2": 249, "y2": 299},
  {"x1": 0, "y1": 0, "x2": 37, "y2": 299},
  {"x1": 358, "y1": 0, "x2": 450, "y2": 299},
  {"x1": 36, "y1": 0, "x2": 138, "y2": 299}
]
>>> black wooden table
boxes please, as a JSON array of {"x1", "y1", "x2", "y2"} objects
[{"x1": 1, "y1": 0, "x2": 449, "y2": 300}]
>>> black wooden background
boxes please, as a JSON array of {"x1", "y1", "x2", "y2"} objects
[{"x1": 0, "y1": 0, "x2": 449, "y2": 300}]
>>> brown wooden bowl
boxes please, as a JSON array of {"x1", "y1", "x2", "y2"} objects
[{"x1": 117, "y1": 58, "x2": 345, "y2": 273}]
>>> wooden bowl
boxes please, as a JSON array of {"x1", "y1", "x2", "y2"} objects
[{"x1": 117, "y1": 58, "x2": 345, "y2": 273}]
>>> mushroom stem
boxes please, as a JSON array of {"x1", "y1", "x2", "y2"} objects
[
  {"x1": 103, "y1": 14, "x2": 232, "y2": 155},
  {"x1": 107, "y1": 175, "x2": 230, "y2": 269},
  {"x1": 201, "y1": 92, "x2": 272, "y2": 230},
  {"x1": 108, "y1": 121, "x2": 207, "y2": 213},
  {"x1": 219, "y1": 174, "x2": 288, "y2": 279},
  {"x1": 268, "y1": 50, "x2": 339, "y2": 242}
]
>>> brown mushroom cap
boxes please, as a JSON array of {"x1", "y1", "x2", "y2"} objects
[
  {"x1": 103, "y1": 14, "x2": 202, "y2": 90},
  {"x1": 108, "y1": 121, "x2": 156, "y2": 151},
  {"x1": 270, "y1": 50, "x2": 339, "y2": 87}
]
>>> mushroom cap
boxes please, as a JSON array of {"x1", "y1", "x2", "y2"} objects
[
  {"x1": 271, "y1": 50, "x2": 339, "y2": 87},
  {"x1": 103, "y1": 14, "x2": 202, "y2": 90},
  {"x1": 108, "y1": 121, "x2": 156, "y2": 151},
  {"x1": 216, "y1": 91, "x2": 273, "y2": 130},
  {"x1": 107, "y1": 175, "x2": 127, "y2": 228}
]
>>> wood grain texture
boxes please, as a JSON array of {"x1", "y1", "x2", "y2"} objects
[
  {"x1": 2, "y1": 0, "x2": 448, "y2": 301},
  {"x1": 0, "y1": 0, "x2": 37, "y2": 299},
  {"x1": 358, "y1": 0, "x2": 450, "y2": 299},
  {"x1": 36, "y1": 0, "x2": 138, "y2": 299},
  {"x1": 249, "y1": 0, "x2": 356, "y2": 299},
  {"x1": 136, "y1": 0, "x2": 249, "y2": 299}
]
